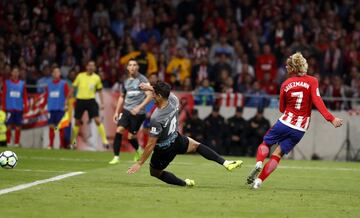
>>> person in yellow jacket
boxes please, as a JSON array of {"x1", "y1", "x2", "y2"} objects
[
  {"x1": 0, "y1": 108, "x2": 6, "y2": 147},
  {"x1": 166, "y1": 48, "x2": 191, "y2": 85},
  {"x1": 71, "y1": 60, "x2": 109, "y2": 149},
  {"x1": 120, "y1": 42, "x2": 157, "y2": 76}
]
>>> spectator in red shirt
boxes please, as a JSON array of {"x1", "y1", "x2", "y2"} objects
[
  {"x1": 255, "y1": 44, "x2": 277, "y2": 81},
  {"x1": 55, "y1": 4, "x2": 75, "y2": 32},
  {"x1": 325, "y1": 75, "x2": 348, "y2": 110},
  {"x1": 203, "y1": 10, "x2": 227, "y2": 34}
]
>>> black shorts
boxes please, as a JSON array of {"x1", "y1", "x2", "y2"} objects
[
  {"x1": 75, "y1": 99, "x2": 99, "y2": 120},
  {"x1": 117, "y1": 109, "x2": 146, "y2": 134},
  {"x1": 0, "y1": 141, "x2": 6, "y2": 147},
  {"x1": 150, "y1": 133, "x2": 189, "y2": 171}
]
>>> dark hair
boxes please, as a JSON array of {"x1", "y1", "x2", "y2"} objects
[
  {"x1": 257, "y1": 107, "x2": 264, "y2": 114},
  {"x1": 153, "y1": 81, "x2": 171, "y2": 99},
  {"x1": 127, "y1": 58, "x2": 138, "y2": 65},
  {"x1": 212, "y1": 104, "x2": 220, "y2": 112},
  {"x1": 236, "y1": 106, "x2": 243, "y2": 113}
]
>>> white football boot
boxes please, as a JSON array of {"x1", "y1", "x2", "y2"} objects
[{"x1": 252, "y1": 178, "x2": 263, "y2": 189}]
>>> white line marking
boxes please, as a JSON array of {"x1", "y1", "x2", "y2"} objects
[
  {"x1": 14, "y1": 169, "x2": 70, "y2": 173},
  {"x1": 21, "y1": 156, "x2": 98, "y2": 162},
  {"x1": 0, "y1": 172, "x2": 85, "y2": 196}
]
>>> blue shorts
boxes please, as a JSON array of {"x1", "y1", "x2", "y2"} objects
[
  {"x1": 143, "y1": 118, "x2": 151, "y2": 128},
  {"x1": 263, "y1": 120, "x2": 305, "y2": 154},
  {"x1": 48, "y1": 110, "x2": 65, "y2": 126},
  {"x1": 6, "y1": 111, "x2": 23, "y2": 126}
]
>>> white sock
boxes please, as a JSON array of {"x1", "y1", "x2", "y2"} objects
[
  {"x1": 114, "y1": 156, "x2": 119, "y2": 159},
  {"x1": 223, "y1": 160, "x2": 233, "y2": 166},
  {"x1": 255, "y1": 161, "x2": 263, "y2": 169}
]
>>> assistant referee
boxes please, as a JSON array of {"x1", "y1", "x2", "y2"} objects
[{"x1": 71, "y1": 60, "x2": 109, "y2": 148}]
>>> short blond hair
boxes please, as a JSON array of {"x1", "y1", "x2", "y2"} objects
[{"x1": 287, "y1": 52, "x2": 308, "y2": 76}]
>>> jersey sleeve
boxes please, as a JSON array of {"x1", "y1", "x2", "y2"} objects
[
  {"x1": 279, "y1": 83, "x2": 286, "y2": 113},
  {"x1": 121, "y1": 83, "x2": 127, "y2": 96},
  {"x1": 310, "y1": 77, "x2": 335, "y2": 122},
  {"x1": 96, "y1": 76, "x2": 103, "y2": 90},
  {"x1": 139, "y1": 74, "x2": 149, "y2": 84},
  {"x1": 149, "y1": 118, "x2": 162, "y2": 138},
  {"x1": 169, "y1": 93, "x2": 179, "y2": 108}
]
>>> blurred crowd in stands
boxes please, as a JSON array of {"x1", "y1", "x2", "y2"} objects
[{"x1": 0, "y1": 0, "x2": 360, "y2": 110}]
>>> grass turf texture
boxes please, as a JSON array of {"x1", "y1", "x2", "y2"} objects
[{"x1": 0, "y1": 148, "x2": 359, "y2": 218}]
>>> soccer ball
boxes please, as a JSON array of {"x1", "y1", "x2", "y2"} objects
[{"x1": 0, "y1": 151, "x2": 18, "y2": 169}]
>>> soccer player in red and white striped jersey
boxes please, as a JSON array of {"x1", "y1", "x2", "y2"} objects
[{"x1": 247, "y1": 52, "x2": 343, "y2": 189}]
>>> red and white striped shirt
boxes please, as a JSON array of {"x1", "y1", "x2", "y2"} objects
[{"x1": 278, "y1": 75, "x2": 335, "y2": 132}]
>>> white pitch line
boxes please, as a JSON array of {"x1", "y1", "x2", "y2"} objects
[
  {"x1": 0, "y1": 172, "x2": 85, "y2": 196},
  {"x1": 20, "y1": 156, "x2": 98, "y2": 162},
  {"x1": 14, "y1": 169, "x2": 70, "y2": 173}
]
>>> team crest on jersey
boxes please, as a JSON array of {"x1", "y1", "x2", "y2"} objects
[{"x1": 150, "y1": 127, "x2": 160, "y2": 134}]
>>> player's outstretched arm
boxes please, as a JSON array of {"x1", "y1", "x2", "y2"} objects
[
  {"x1": 131, "y1": 83, "x2": 153, "y2": 115},
  {"x1": 127, "y1": 136, "x2": 157, "y2": 174},
  {"x1": 310, "y1": 78, "x2": 343, "y2": 127},
  {"x1": 139, "y1": 82, "x2": 154, "y2": 92}
]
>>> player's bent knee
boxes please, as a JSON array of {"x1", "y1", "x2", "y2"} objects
[
  {"x1": 150, "y1": 167, "x2": 162, "y2": 178},
  {"x1": 186, "y1": 137, "x2": 200, "y2": 153},
  {"x1": 127, "y1": 133, "x2": 135, "y2": 140},
  {"x1": 273, "y1": 146, "x2": 284, "y2": 157},
  {"x1": 117, "y1": 126, "x2": 125, "y2": 134}
]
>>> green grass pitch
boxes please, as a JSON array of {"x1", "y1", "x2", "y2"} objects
[{"x1": 0, "y1": 147, "x2": 359, "y2": 218}]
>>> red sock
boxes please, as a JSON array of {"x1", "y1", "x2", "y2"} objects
[
  {"x1": 6, "y1": 129, "x2": 11, "y2": 144},
  {"x1": 14, "y1": 128, "x2": 21, "y2": 144},
  {"x1": 49, "y1": 127, "x2": 55, "y2": 148},
  {"x1": 59, "y1": 129, "x2": 66, "y2": 149},
  {"x1": 256, "y1": 142, "x2": 270, "y2": 162},
  {"x1": 258, "y1": 155, "x2": 281, "y2": 181}
]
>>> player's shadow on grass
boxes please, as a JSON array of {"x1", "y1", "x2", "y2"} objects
[{"x1": 113, "y1": 180, "x2": 251, "y2": 190}]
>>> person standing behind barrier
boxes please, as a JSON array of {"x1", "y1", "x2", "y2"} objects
[
  {"x1": 183, "y1": 109, "x2": 204, "y2": 143},
  {"x1": 45, "y1": 67, "x2": 70, "y2": 149},
  {"x1": 71, "y1": 60, "x2": 109, "y2": 149},
  {"x1": 1, "y1": 67, "x2": 28, "y2": 147},
  {"x1": 227, "y1": 107, "x2": 248, "y2": 156},
  {"x1": 203, "y1": 105, "x2": 226, "y2": 154}
]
